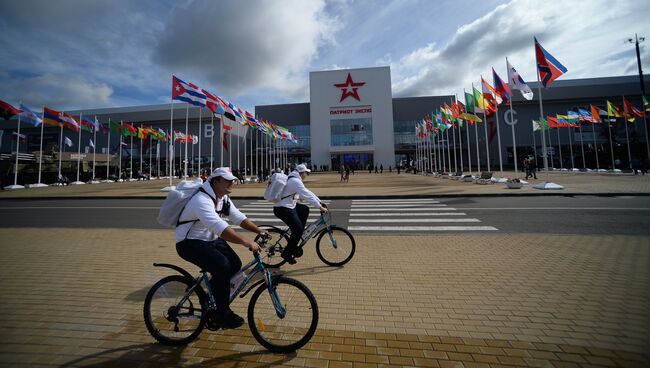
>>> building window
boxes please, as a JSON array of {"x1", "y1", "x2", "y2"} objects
[{"x1": 330, "y1": 118, "x2": 373, "y2": 146}]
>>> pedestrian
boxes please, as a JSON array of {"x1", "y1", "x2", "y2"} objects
[
  {"x1": 339, "y1": 166, "x2": 345, "y2": 182},
  {"x1": 344, "y1": 166, "x2": 350, "y2": 182},
  {"x1": 374, "y1": 165, "x2": 378, "y2": 174},
  {"x1": 389, "y1": 165, "x2": 392, "y2": 173},
  {"x1": 397, "y1": 166, "x2": 401, "y2": 174},
  {"x1": 380, "y1": 164, "x2": 383, "y2": 174},
  {"x1": 174, "y1": 167, "x2": 266, "y2": 329}
]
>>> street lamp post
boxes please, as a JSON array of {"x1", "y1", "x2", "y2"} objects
[{"x1": 627, "y1": 34, "x2": 650, "y2": 160}]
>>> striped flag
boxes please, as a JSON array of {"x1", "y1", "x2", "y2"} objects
[
  {"x1": 535, "y1": 37, "x2": 567, "y2": 88},
  {"x1": 19, "y1": 104, "x2": 43, "y2": 126},
  {"x1": 172, "y1": 75, "x2": 206, "y2": 107}
]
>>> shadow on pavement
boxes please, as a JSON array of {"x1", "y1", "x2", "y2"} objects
[{"x1": 58, "y1": 342, "x2": 298, "y2": 367}]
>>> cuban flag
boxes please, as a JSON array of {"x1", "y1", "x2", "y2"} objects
[
  {"x1": 172, "y1": 75, "x2": 206, "y2": 107},
  {"x1": 506, "y1": 60, "x2": 534, "y2": 100},
  {"x1": 19, "y1": 104, "x2": 43, "y2": 127},
  {"x1": 535, "y1": 37, "x2": 567, "y2": 88}
]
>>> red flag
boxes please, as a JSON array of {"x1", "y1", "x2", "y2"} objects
[
  {"x1": 590, "y1": 105, "x2": 603, "y2": 123},
  {"x1": 623, "y1": 96, "x2": 644, "y2": 122},
  {"x1": 535, "y1": 37, "x2": 567, "y2": 88},
  {"x1": 547, "y1": 116, "x2": 559, "y2": 129},
  {"x1": 0, "y1": 99, "x2": 22, "y2": 120},
  {"x1": 222, "y1": 132, "x2": 229, "y2": 152},
  {"x1": 492, "y1": 68, "x2": 511, "y2": 106},
  {"x1": 61, "y1": 112, "x2": 80, "y2": 132}
]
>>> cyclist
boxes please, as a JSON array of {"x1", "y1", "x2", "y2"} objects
[
  {"x1": 273, "y1": 164, "x2": 328, "y2": 264},
  {"x1": 175, "y1": 167, "x2": 266, "y2": 329}
]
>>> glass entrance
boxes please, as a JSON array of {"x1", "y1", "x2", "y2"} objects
[{"x1": 330, "y1": 153, "x2": 373, "y2": 171}]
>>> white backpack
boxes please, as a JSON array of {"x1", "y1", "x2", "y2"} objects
[
  {"x1": 157, "y1": 179, "x2": 204, "y2": 228},
  {"x1": 263, "y1": 173, "x2": 297, "y2": 203}
]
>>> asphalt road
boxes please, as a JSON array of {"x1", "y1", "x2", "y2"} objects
[{"x1": 1, "y1": 195, "x2": 649, "y2": 235}]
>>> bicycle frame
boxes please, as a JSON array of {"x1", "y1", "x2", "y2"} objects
[
  {"x1": 296, "y1": 212, "x2": 338, "y2": 249},
  {"x1": 165, "y1": 252, "x2": 287, "y2": 320}
]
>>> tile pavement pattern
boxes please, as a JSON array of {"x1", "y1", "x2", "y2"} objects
[{"x1": 0, "y1": 228, "x2": 648, "y2": 367}]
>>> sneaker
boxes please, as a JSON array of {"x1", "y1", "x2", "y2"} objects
[
  {"x1": 216, "y1": 311, "x2": 244, "y2": 329},
  {"x1": 281, "y1": 249, "x2": 297, "y2": 264},
  {"x1": 293, "y1": 247, "x2": 304, "y2": 258}
]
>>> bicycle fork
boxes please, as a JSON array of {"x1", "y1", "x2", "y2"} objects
[{"x1": 264, "y1": 270, "x2": 286, "y2": 319}]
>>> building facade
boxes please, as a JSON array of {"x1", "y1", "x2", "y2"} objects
[{"x1": 1, "y1": 67, "x2": 649, "y2": 184}]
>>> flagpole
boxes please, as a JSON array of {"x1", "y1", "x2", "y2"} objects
[
  {"x1": 119, "y1": 121, "x2": 123, "y2": 181},
  {"x1": 191, "y1": 130, "x2": 195, "y2": 176},
  {"x1": 75, "y1": 113, "x2": 82, "y2": 183},
  {"x1": 607, "y1": 110, "x2": 616, "y2": 170},
  {"x1": 10, "y1": 108, "x2": 23, "y2": 188},
  {"x1": 183, "y1": 104, "x2": 189, "y2": 180},
  {"x1": 244, "y1": 127, "x2": 248, "y2": 182},
  {"x1": 576, "y1": 111, "x2": 585, "y2": 169},
  {"x1": 58, "y1": 124, "x2": 63, "y2": 182},
  {"x1": 210, "y1": 114, "x2": 214, "y2": 171},
  {"x1": 556, "y1": 123, "x2": 563, "y2": 170},
  {"x1": 139, "y1": 124, "x2": 144, "y2": 178},
  {"x1": 92, "y1": 116, "x2": 97, "y2": 182},
  {"x1": 220, "y1": 115, "x2": 224, "y2": 167},
  {"x1": 482, "y1": 101, "x2": 490, "y2": 172},
  {"x1": 36, "y1": 107, "x2": 45, "y2": 186},
  {"x1": 106, "y1": 120, "x2": 111, "y2": 181},
  {"x1": 130, "y1": 133, "x2": 133, "y2": 180},
  {"x1": 163, "y1": 92, "x2": 175, "y2": 190},
  {"x1": 567, "y1": 123, "x2": 575, "y2": 170},
  {"x1": 591, "y1": 119, "x2": 600, "y2": 170},
  {"x1": 198, "y1": 107, "x2": 202, "y2": 176},
  {"x1": 466, "y1": 119, "x2": 472, "y2": 176},
  {"x1": 229, "y1": 126, "x2": 232, "y2": 167},
  {"x1": 255, "y1": 129, "x2": 259, "y2": 181},
  {"x1": 149, "y1": 130, "x2": 152, "y2": 179},
  {"x1": 535, "y1": 72, "x2": 550, "y2": 181},
  {"x1": 622, "y1": 96, "x2": 633, "y2": 169}
]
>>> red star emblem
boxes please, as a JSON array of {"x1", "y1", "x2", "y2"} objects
[{"x1": 334, "y1": 73, "x2": 365, "y2": 102}]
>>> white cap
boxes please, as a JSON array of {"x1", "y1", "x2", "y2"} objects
[
  {"x1": 295, "y1": 164, "x2": 311, "y2": 173},
  {"x1": 208, "y1": 167, "x2": 237, "y2": 181}
]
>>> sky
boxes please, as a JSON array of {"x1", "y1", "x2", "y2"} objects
[{"x1": 1, "y1": 0, "x2": 649, "y2": 114}]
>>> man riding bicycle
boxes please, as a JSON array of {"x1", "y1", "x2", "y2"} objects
[
  {"x1": 273, "y1": 164, "x2": 328, "y2": 264},
  {"x1": 175, "y1": 167, "x2": 267, "y2": 329}
]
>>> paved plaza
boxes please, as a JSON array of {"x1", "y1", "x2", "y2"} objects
[{"x1": 0, "y1": 171, "x2": 649, "y2": 367}]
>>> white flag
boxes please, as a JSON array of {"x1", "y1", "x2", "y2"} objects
[
  {"x1": 532, "y1": 120, "x2": 541, "y2": 131},
  {"x1": 506, "y1": 59, "x2": 534, "y2": 100},
  {"x1": 192, "y1": 135, "x2": 198, "y2": 145},
  {"x1": 89, "y1": 139, "x2": 95, "y2": 148},
  {"x1": 64, "y1": 136, "x2": 73, "y2": 147}
]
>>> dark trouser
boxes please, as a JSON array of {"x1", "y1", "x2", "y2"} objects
[
  {"x1": 176, "y1": 238, "x2": 241, "y2": 315},
  {"x1": 274, "y1": 203, "x2": 310, "y2": 254}
]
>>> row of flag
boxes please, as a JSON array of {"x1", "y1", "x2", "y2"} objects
[
  {"x1": 415, "y1": 37, "x2": 648, "y2": 140},
  {"x1": 172, "y1": 75, "x2": 298, "y2": 143}
]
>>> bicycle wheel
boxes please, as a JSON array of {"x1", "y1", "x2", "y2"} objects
[
  {"x1": 315, "y1": 226, "x2": 356, "y2": 266},
  {"x1": 143, "y1": 275, "x2": 207, "y2": 346},
  {"x1": 260, "y1": 226, "x2": 290, "y2": 268},
  {"x1": 247, "y1": 277, "x2": 319, "y2": 353}
]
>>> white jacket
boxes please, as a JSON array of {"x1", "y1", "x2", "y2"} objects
[
  {"x1": 273, "y1": 171, "x2": 322, "y2": 210},
  {"x1": 175, "y1": 180, "x2": 247, "y2": 242}
]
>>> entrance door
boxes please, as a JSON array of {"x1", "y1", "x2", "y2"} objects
[{"x1": 331, "y1": 153, "x2": 373, "y2": 171}]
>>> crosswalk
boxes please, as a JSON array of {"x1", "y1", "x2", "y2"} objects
[
  {"x1": 234, "y1": 199, "x2": 497, "y2": 233},
  {"x1": 347, "y1": 198, "x2": 498, "y2": 232}
]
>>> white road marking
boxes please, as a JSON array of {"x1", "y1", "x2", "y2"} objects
[
  {"x1": 349, "y1": 218, "x2": 480, "y2": 223},
  {"x1": 349, "y1": 212, "x2": 464, "y2": 216},
  {"x1": 348, "y1": 226, "x2": 498, "y2": 231}
]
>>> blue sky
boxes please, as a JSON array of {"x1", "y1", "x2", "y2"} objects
[{"x1": 1, "y1": 0, "x2": 649, "y2": 114}]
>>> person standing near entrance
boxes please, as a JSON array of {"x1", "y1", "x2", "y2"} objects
[{"x1": 273, "y1": 164, "x2": 328, "y2": 264}]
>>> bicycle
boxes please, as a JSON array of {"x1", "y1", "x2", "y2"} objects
[
  {"x1": 143, "y1": 234, "x2": 319, "y2": 353},
  {"x1": 259, "y1": 211, "x2": 356, "y2": 268}
]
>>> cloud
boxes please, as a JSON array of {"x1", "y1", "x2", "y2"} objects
[
  {"x1": 152, "y1": 0, "x2": 339, "y2": 100},
  {"x1": 391, "y1": 0, "x2": 650, "y2": 99},
  {"x1": 0, "y1": 74, "x2": 113, "y2": 109}
]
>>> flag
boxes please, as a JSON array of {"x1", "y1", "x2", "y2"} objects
[
  {"x1": 64, "y1": 136, "x2": 73, "y2": 147},
  {"x1": 202, "y1": 88, "x2": 220, "y2": 113},
  {"x1": 506, "y1": 60, "x2": 534, "y2": 100},
  {"x1": 172, "y1": 75, "x2": 206, "y2": 107},
  {"x1": 643, "y1": 95, "x2": 650, "y2": 111},
  {"x1": 492, "y1": 68, "x2": 511, "y2": 106},
  {"x1": 535, "y1": 37, "x2": 567, "y2": 88},
  {"x1": 137, "y1": 127, "x2": 149, "y2": 140},
  {"x1": 61, "y1": 112, "x2": 80, "y2": 132},
  {"x1": 173, "y1": 130, "x2": 185, "y2": 142},
  {"x1": 19, "y1": 104, "x2": 42, "y2": 127},
  {"x1": 606, "y1": 101, "x2": 623, "y2": 118},
  {"x1": 481, "y1": 77, "x2": 501, "y2": 105},
  {"x1": 43, "y1": 107, "x2": 63, "y2": 127},
  {"x1": 222, "y1": 132, "x2": 229, "y2": 152},
  {"x1": 109, "y1": 120, "x2": 124, "y2": 135},
  {"x1": 89, "y1": 139, "x2": 95, "y2": 148},
  {"x1": 99, "y1": 121, "x2": 109, "y2": 134},
  {"x1": 577, "y1": 108, "x2": 594, "y2": 122},
  {"x1": 222, "y1": 121, "x2": 232, "y2": 131},
  {"x1": 216, "y1": 96, "x2": 237, "y2": 121},
  {"x1": 192, "y1": 135, "x2": 198, "y2": 145},
  {"x1": 121, "y1": 122, "x2": 138, "y2": 137},
  {"x1": 80, "y1": 115, "x2": 95, "y2": 132},
  {"x1": 464, "y1": 91, "x2": 475, "y2": 114},
  {"x1": 546, "y1": 116, "x2": 559, "y2": 129},
  {"x1": 473, "y1": 86, "x2": 492, "y2": 115},
  {"x1": 12, "y1": 131, "x2": 27, "y2": 143},
  {"x1": 590, "y1": 105, "x2": 604, "y2": 123},
  {"x1": 0, "y1": 99, "x2": 21, "y2": 120},
  {"x1": 623, "y1": 96, "x2": 644, "y2": 122},
  {"x1": 532, "y1": 119, "x2": 545, "y2": 131},
  {"x1": 461, "y1": 113, "x2": 482, "y2": 123}
]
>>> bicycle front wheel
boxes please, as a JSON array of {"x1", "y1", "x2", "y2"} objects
[
  {"x1": 315, "y1": 226, "x2": 356, "y2": 266},
  {"x1": 260, "y1": 226, "x2": 290, "y2": 268},
  {"x1": 143, "y1": 275, "x2": 207, "y2": 346},
  {"x1": 247, "y1": 277, "x2": 319, "y2": 353}
]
